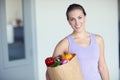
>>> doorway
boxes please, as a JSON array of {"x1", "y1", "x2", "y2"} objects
[{"x1": 0, "y1": 0, "x2": 37, "y2": 80}]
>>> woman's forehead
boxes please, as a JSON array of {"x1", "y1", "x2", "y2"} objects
[{"x1": 68, "y1": 9, "x2": 84, "y2": 16}]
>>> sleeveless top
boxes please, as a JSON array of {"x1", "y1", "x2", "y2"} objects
[{"x1": 67, "y1": 33, "x2": 102, "y2": 80}]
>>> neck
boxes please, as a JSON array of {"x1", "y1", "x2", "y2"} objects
[{"x1": 72, "y1": 30, "x2": 89, "y2": 38}]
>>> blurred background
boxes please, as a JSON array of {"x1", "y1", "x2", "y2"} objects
[
  {"x1": 0, "y1": 0, "x2": 37, "y2": 80},
  {"x1": 118, "y1": 0, "x2": 120, "y2": 79},
  {"x1": 0, "y1": 0, "x2": 119, "y2": 80}
]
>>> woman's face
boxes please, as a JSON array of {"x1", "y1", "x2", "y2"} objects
[{"x1": 68, "y1": 9, "x2": 86, "y2": 32}]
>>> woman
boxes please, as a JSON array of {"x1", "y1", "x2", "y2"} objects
[{"x1": 46, "y1": 3, "x2": 109, "y2": 80}]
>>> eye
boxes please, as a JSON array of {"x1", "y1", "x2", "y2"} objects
[
  {"x1": 70, "y1": 18, "x2": 75, "y2": 21},
  {"x1": 78, "y1": 16, "x2": 82, "y2": 19}
]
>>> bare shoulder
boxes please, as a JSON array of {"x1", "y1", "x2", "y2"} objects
[
  {"x1": 53, "y1": 37, "x2": 69, "y2": 57},
  {"x1": 57, "y1": 37, "x2": 69, "y2": 46},
  {"x1": 94, "y1": 34, "x2": 104, "y2": 45}
]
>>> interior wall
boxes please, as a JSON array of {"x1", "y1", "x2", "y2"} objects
[
  {"x1": 35, "y1": 0, "x2": 119, "y2": 80},
  {"x1": 6, "y1": 0, "x2": 23, "y2": 24}
]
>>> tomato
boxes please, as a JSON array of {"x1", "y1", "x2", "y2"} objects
[{"x1": 45, "y1": 57, "x2": 55, "y2": 67}]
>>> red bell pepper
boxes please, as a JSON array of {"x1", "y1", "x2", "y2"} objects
[{"x1": 45, "y1": 57, "x2": 55, "y2": 67}]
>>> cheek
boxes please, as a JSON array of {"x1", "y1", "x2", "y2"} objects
[
  {"x1": 68, "y1": 21, "x2": 74, "y2": 25},
  {"x1": 82, "y1": 17, "x2": 86, "y2": 23},
  {"x1": 80, "y1": 19, "x2": 86, "y2": 23}
]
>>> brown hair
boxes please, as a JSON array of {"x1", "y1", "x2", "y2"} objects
[{"x1": 66, "y1": 3, "x2": 86, "y2": 20}]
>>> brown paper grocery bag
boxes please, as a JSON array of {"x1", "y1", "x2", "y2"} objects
[{"x1": 47, "y1": 55, "x2": 83, "y2": 80}]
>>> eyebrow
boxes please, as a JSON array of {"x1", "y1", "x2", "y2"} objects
[{"x1": 69, "y1": 15, "x2": 83, "y2": 18}]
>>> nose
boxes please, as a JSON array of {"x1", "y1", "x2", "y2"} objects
[{"x1": 75, "y1": 19, "x2": 79, "y2": 26}]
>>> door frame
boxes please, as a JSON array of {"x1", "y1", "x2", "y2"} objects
[{"x1": 27, "y1": 0, "x2": 39, "y2": 80}]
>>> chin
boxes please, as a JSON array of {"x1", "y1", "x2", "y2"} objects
[{"x1": 74, "y1": 30, "x2": 81, "y2": 33}]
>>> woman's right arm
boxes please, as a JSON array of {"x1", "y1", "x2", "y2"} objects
[
  {"x1": 46, "y1": 70, "x2": 50, "y2": 80},
  {"x1": 53, "y1": 37, "x2": 69, "y2": 57},
  {"x1": 46, "y1": 37, "x2": 69, "y2": 80}
]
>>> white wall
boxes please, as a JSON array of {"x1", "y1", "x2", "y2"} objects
[{"x1": 35, "y1": 0, "x2": 119, "y2": 80}]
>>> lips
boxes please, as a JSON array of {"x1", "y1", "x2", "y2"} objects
[{"x1": 75, "y1": 26, "x2": 81, "y2": 29}]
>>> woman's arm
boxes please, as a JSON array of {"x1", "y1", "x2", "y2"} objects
[
  {"x1": 53, "y1": 37, "x2": 69, "y2": 57},
  {"x1": 96, "y1": 35, "x2": 110, "y2": 80},
  {"x1": 46, "y1": 70, "x2": 50, "y2": 80}
]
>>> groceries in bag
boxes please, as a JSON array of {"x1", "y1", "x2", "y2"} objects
[
  {"x1": 45, "y1": 53, "x2": 74, "y2": 67},
  {"x1": 45, "y1": 53, "x2": 83, "y2": 80}
]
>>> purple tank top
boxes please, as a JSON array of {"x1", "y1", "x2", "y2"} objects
[{"x1": 67, "y1": 33, "x2": 101, "y2": 80}]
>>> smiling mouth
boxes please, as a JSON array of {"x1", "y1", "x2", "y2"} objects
[{"x1": 76, "y1": 26, "x2": 81, "y2": 29}]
